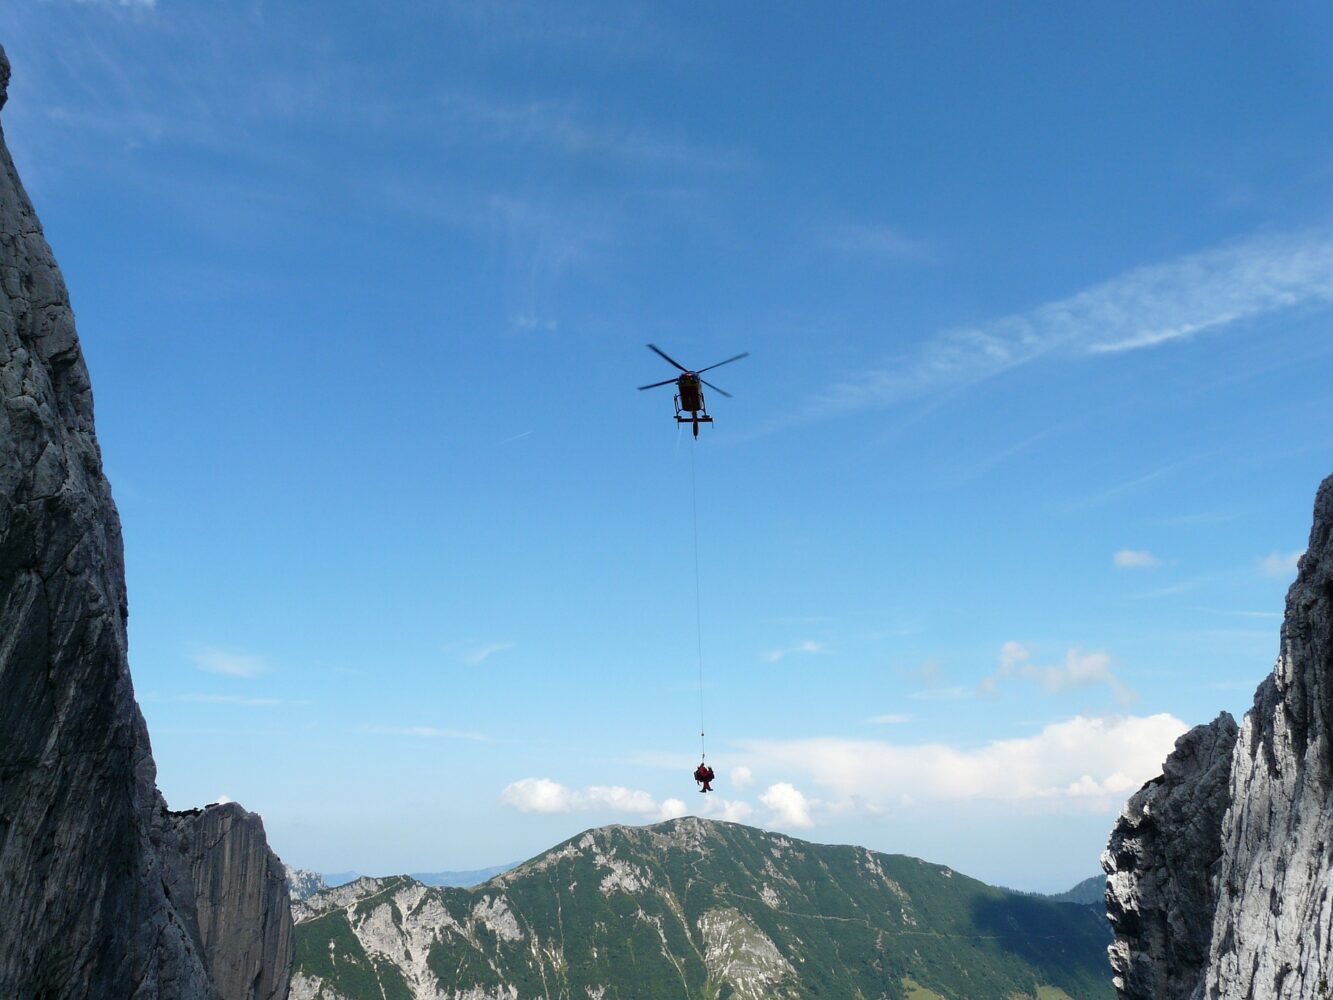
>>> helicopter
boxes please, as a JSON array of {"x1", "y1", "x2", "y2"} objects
[{"x1": 638, "y1": 344, "x2": 749, "y2": 437}]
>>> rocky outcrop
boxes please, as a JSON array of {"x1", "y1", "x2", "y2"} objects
[
  {"x1": 176, "y1": 804, "x2": 295, "y2": 1000},
  {"x1": 285, "y1": 865, "x2": 329, "y2": 903},
  {"x1": 1103, "y1": 714, "x2": 1239, "y2": 999},
  {"x1": 1104, "y1": 473, "x2": 1333, "y2": 1000},
  {"x1": 0, "y1": 44, "x2": 292, "y2": 998}
]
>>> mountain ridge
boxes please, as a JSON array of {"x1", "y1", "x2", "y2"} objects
[{"x1": 292, "y1": 816, "x2": 1112, "y2": 1000}]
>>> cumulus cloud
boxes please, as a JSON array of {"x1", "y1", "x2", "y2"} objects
[
  {"x1": 500, "y1": 778, "x2": 684, "y2": 821},
  {"x1": 740, "y1": 713, "x2": 1186, "y2": 813},
  {"x1": 191, "y1": 647, "x2": 265, "y2": 677},
  {"x1": 1114, "y1": 549, "x2": 1161, "y2": 568},
  {"x1": 713, "y1": 798, "x2": 755, "y2": 822},
  {"x1": 760, "y1": 783, "x2": 815, "y2": 828},
  {"x1": 730, "y1": 766, "x2": 755, "y2": 790},
  {"x1": 981, "y1": 643, "x2": 1136, "y2": 705},
  {"x1": 658, "y1": 798, "x2": 689, "y2": 821},
  {"x1": 762, "y1": 640, "x2": 828, "y2": 663},
  {"x1": 1259, "y1": 550, "x2": 1305, "y2": 578}
]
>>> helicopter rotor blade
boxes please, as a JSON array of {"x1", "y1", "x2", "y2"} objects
[
  {"x1": 700, "y1": 378, "x2": 732, "y2": 398},
  {"x1": 638, "y1": 377, "x2": 679, "y2": 391},
  {"x1": 696, "y1": 351, "x2": 749, "y2": 374},
  {"x1": 647, "y1": 343, "x2": 690, "y2": 373}
]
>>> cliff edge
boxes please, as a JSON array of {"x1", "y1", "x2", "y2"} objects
[
  {"x1": 1105, "y1": 472, "x2": 1333, "y2": 1000},
  {"x1": 0, "y1": 44, "x2": 293, "y2": 998}
]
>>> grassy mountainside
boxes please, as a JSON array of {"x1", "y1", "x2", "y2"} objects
[
  {"x1": 1047, "y1": 876, "x2": 1106, "y2": 907},
  {"x1": 290, "y1": 818, "x2": 1112, "y2": 1000}
]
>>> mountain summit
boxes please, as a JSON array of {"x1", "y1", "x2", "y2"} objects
[
  {"x1": 292, "y1": 817, "x2": 1111, "y2": 999},
  {"x1": 1105, "y1": 472, "x2": 1333, "y2": 1000}
]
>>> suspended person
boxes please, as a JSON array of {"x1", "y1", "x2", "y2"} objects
[{"x1": 694, "y1": 761, "x2": 715, "y2": 793}]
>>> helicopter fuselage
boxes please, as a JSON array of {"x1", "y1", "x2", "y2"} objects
[
  {"x1": 638, "y1": 344, "x2": 746, "y2": 438},
  {"x1": 676, "y1": 373, "x2": 704, "y2": 413}
]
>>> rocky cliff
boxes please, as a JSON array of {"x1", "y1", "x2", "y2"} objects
[
  {"x1": 1105, "y1": 472, "x2": 1333, "y2": 1000},
  {"x1": 0, "y1": 44, "x2": 293, "y2": 998}
]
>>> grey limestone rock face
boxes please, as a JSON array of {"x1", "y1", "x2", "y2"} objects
[
  {"x1": 1202, "y1": 475, "x2": 1333, "y2": 1000},
  {"x1": 0, "y1": 44, "x2": 292, "y2": 998},
  {"x1": 174, "y1": 804, "x2": 295, "y2": 1000},
  {"x1": 1105, "y1": 473, "x2": 1333, "y2": 1000},
  {"x1": 1103, "y1": 713, "x2": 1239, "y2": 1000},
  {"x1": 283, "y1": 865, "x2": 329, "y2": 903}
]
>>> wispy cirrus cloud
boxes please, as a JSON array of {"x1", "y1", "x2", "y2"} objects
[
  {"x1": 1114, "y1": 548, "x2": 1162, "y2": 569},
  {"x1": 823, "y1": 222, "x2": 930, "y2": 261},
  {"x1": 190, "y1": 647, "x2": 265, "y2": 677},
  {"x1": 69, "y1": 0, "x2": 158, "y2": 9},
  {"x1": 149, "y1": 692, "x2": 302, "y2": 707},
  {"x1": 762, "y1": 639, "x2": 829, "y2": 663},
  {"x1": 791, "y1": 227, "x2": 1333, "y2": 424},
  {"x1": 444, "y1": 639, "x2": 517, "y2": 667},
  {"x1": 438, "y1": 93, "x2": 742, "y2": 171},
  {"x1": 464, "y1": 641, "x2": 516, "y2": 667},
  {"x1": 364, "y1": 725, "x2": 494, "y2": 743}
]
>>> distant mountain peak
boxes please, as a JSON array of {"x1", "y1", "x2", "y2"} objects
[{"x1": 294, "y1": 818, "x2": 1112, "y2": 999}]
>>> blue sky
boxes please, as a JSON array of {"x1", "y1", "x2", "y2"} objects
[{"x1": 3, "y1": 0, "x2": 1332, "y2": 892}]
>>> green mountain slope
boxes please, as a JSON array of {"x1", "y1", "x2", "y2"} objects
[
  {"x1": 1045, "y1": 876, "x2": 1105, "y2": 907},
  {"x1": 290, "y1": 818, "x2": 1112, "y2": 1000}
]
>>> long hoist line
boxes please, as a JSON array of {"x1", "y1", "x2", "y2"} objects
[
  {"x1": 691, "y1": 439, "x2": 705, "y2": 760},
  {"x1": 636, "y1": 342, "x2": 748, "y2": 793}
]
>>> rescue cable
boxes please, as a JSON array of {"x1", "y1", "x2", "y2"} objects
[{"x1": 690, "y1": 438, "x2": 706, "y2": 760}]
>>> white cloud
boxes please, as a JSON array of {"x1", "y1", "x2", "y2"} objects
[
  {"x1": 759, "y1": 783, "x2": 815, "y2": 829},
  {"x1": 191, "y1": 647, "x2": 265, "y2": 678},
  {"x1": 462, "y1": 641, "x2": 516, "y2": 667},
  {"x1": 741, "y1": 713, "x2": 1186, "y2": 815},
  {"x1": 1259, "y1": 550, "x2": 1305, "y2": 578},
  {"x1": 762, "y1": 640, "x2": 829, "y2": 663},
  {"x1": 72, "y1": 0, "x2": 158, "y2": 8},
  {"x1": 365, "y1": 725, "x2": 493, "y2": 742},
  {"x1": 500, "y1": 779, "x2": 684, "y2": 821},
  {"x1": 824, "y1": 223, "x2": 929, "y2": 261},
  {"x1": 981, "y1": 643, "x2": 1136, "y2": 705},
  {"x1": 908, "y1": 686, "x2": 973, "y2": 702},
  {"x1": 730, "y1": 766, "x2": 755, "y2": 790},
  {"x1": 658, "y1": 798, "x2": 689, "y2": 821},
  {"x1": 867, "y1": 713, "x2": 912, "y2": 725},
  {"x1": 704, "y1": 797, "x2": 755, "y2": 823},
  {"x1": 437, "y1": 93, "x2": 740, "y2": 171},
  {"x1": 1114, "y1": 549, "x2": 1162, "y2": 568},
  {"x1": 790, "y1": 227, "x2": 1333, "y2": 424},
  {"x1": 211, "y1": 795, "x2": 233, "y2": 805},
  {"x1": 178, "y1": 693, "x2": 281, "y2": 707}
]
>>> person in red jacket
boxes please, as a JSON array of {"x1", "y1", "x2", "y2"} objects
[{"x1": 693, "y1": 761, "x2": 715, "y2": 793}]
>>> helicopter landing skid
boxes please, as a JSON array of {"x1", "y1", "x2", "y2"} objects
[{"x1": 675, "y1": 415, "x2": 713, "y2": 424}]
